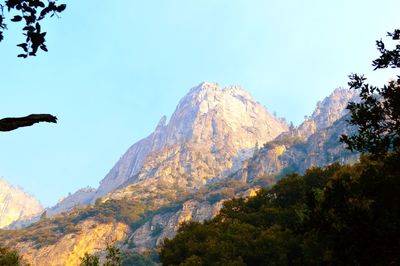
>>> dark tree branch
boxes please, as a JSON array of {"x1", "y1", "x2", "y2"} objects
[{"x1": 0, "y1": 114, "x2": 57, "y2": 131}]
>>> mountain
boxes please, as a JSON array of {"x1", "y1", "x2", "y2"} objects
[
  {"x1": 97, "y1": 82, "x2": 288, "y2": 194},
  {"x1": 297, "y1": 87, "x2": 358, "y2": 138},
  {"x1": 235, "y1": 88, "x2": 359, "y2": 184},
  {"x1": 0, "y1": 83, "x2": 360, "y2": 265},
  {"x1": 0, "y1": 178, "x2": 43, "y2": 228},
  {"x1": 51, "y1": 82, "x2": 288, "y2": 215}
]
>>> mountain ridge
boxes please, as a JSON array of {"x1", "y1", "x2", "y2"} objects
[
  {"x1": 0, "y1": 178, "x2": 43, "y2": 228},
  {"x1": 0, "y1": 83, "x2": 362, "y2": 265},
  {"x1": 51, "y1": 82, "x2": 288, "y2": 214}
]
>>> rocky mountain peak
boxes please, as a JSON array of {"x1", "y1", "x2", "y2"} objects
[
  {"x1": 298, "y1": 87, "x2": 357, "y2": 138},
  {"x1": 94, "y1": 82, "x2": 288, "y2": 201},
  {"x1": 0, "y1": 178, "x2": 43, "y2": 228},
  {"x1": 44, "y1": 82, "x2": 288, "y2": 216},
  {"x1": 188, "y1": 82, "x2": 253, "y2": 102}
]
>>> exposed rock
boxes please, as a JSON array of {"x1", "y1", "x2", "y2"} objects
[
  {"x1": 0, "y1": 178, "x2": 43, "y2": 228},
  {"x1": 236, "y1": 88, "x2": 359, "y2": 184},
  {"x1": 48, "y1": 187, "x2": 96, "y2": 216},
  {"x1": 127, "y1": 187, "x2": 259, "y2": 252},
  {"x1": 298, "y1": 87, "x2": 357, "y2": 138},
  {"x1": 103, "y1": 82, "x2": 288, "y2": 192},
  {"x1": 16, "y1": 220, "x2": 128, "y2": 266},
  {"x1": 55, "y1": 82, "x2": 288, "y2": 211}
]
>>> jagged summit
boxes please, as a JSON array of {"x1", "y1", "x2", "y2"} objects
[
  {"x1": 298, "y1": 87, "x2": 357, "y2": 138},
  {"x1": 47, "y1": 82, "x2": 288, "y2": 212},
  {"x1": 0, "y1": 178, "x2": 43, "y2": 228},
  {"x1": 95, "y1": 82, "x2": 288, "y2": 197},
  {"x1": 187, "y1": 82, "x2": 254, "y2": 104}
]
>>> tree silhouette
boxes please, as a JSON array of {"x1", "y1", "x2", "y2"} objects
[
  {"x1": 0, "y1": 0, "x2": 66, "y2": 58},
  {"x1": 341, "y1": 29, "x2": 400, "y2": 156},
  {"x1": 0, "y1": 1, "x2": 65, "y2": 130},
  {"x1": 0, "y1": 114, "x2": 57, "y2": 131}
]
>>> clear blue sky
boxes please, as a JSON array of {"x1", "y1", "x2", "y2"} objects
[{"x1": 0, "y1": 0, "x2": 398, "y2": 207}]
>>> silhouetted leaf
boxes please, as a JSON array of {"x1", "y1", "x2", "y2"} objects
[
  {"x1": 17, "y1": 43, "x2": 28, "y2": 52},
  {"x1": 10, "y1": 15, "x2": 22, "y2": 22},
  {"x1": 57, "y1": 4, "x2": 66, "y2": 12},
  {"x1": 23, "y1": 26, "x2": 35, "y2": 31}
]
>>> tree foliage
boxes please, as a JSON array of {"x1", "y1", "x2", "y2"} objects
[
  {"x1": 80, "y1": 253, "x2": 100, "y2": 266},
  {"x1": 0, "y1": 0, "x2": 66, "y2": 57},
  {"x1": 341, "y1": 29, "x2": 400, "y2": 155},
  {"x1": 160, "y1": 153, "x2": 400, "y2": 265},
  {"x1": 104, "y1": 244, "x2": 121, "y2": 266},
  {"x1": 0, "y1": 246, "x2": 27, "y2": 266},
  {"x1": 80, "y1": 244, "x2": 121, "y2": 266}
]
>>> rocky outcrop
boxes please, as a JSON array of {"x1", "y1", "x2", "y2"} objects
[
  {"x1": 125, "y1": 187, "x2": 259, "y2": 253},
  {"x1": 48, "y1": 187, "x2": 96, "y2": 216},
  {"x1": 298, "y1": 87, "x2": 357, "y2": 138},
  {"x1": 15, "y1": 220, "x2": 128, "y2": 266},
  {"x1": 236, "y1": 88, "x2": 359, "y2": 184},
  {"x1": 54, "y1": 82, "x2": 288, "y2": 212},
  {"x1": 126, "y1": 200, "x2": 223, "y2": 253},
  {"x1": 101, "y1": 82, "x2": 288, "y2": 193},
  {"x1": 0, "y1": 178, "x2": 43, "y2": 228},
  {"x1": 96, "y1": 83, "x2": 287, "y2": 211}
]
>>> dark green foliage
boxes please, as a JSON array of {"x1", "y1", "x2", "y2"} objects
[
  {"x1": 0, "y1": 0, "x2": 66, "y2": 57},
  {"x1": 104, "y1": 244, "x2": 121, "y2": 266},
  {"x1": 79, "y1": 244, "x2": 126, "y2": 266},
  {"x1": 341, "y1": 29, "x2": 400, "y2": 156},
  {"x1": 80, "y1": 252, "x2": 100, "y2": 266},
  {"x1": 305, "y1": 153, "x2": 400, "y2": 265},
  {"x1": 121, "y1": 251, "x2": 157, "y2": 266},
  {"x1": 160, "y1": 153, "x2": 400, "y2": 265},
  {"x1": 0, "y1": 247, "x2": 26, "y2": 266}
]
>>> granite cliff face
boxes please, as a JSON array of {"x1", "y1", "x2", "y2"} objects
[
  {"x1": 236, "y1": 88, "x2": 359, "y2": 184},
  {"x1": 98, "y1": 82, "x2": 288, "y2": 194},
  {"x1": 0, "y1": 178, "x2": 43, "y2": 228},
  {"x1": 297, "y1": 87, "x2": 357, "y2": 138},
  {"x1": 13, "y1": 220, "x2": 128, "y2": 266}
]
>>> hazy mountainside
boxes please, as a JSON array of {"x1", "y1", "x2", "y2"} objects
[
  {"x1": 0, "y1": 178, "x2": 43, "y2": 228},
  {"x1": 1, "y1": 83, "x2": 361, "y2": 265},
  {"x1": 48, "y1": 187, "x2": 96, "y2": 216}
]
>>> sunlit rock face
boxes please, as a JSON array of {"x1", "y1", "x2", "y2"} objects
[
  {"x1": 15, "y1": 220, "x2": 128, "y2": 266},
  {"x1": 0, "y1": 178, "x2": 43, "y2": 228},
  {"x1": 236, "y1": 88, "x2": 359, "y2": 184},
  {"x1": 298, "y1": 87, "x2": 358, "y2": 138},
  {"x1": 95, "y1": 82, "x2": 288, "y2": 199}
]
